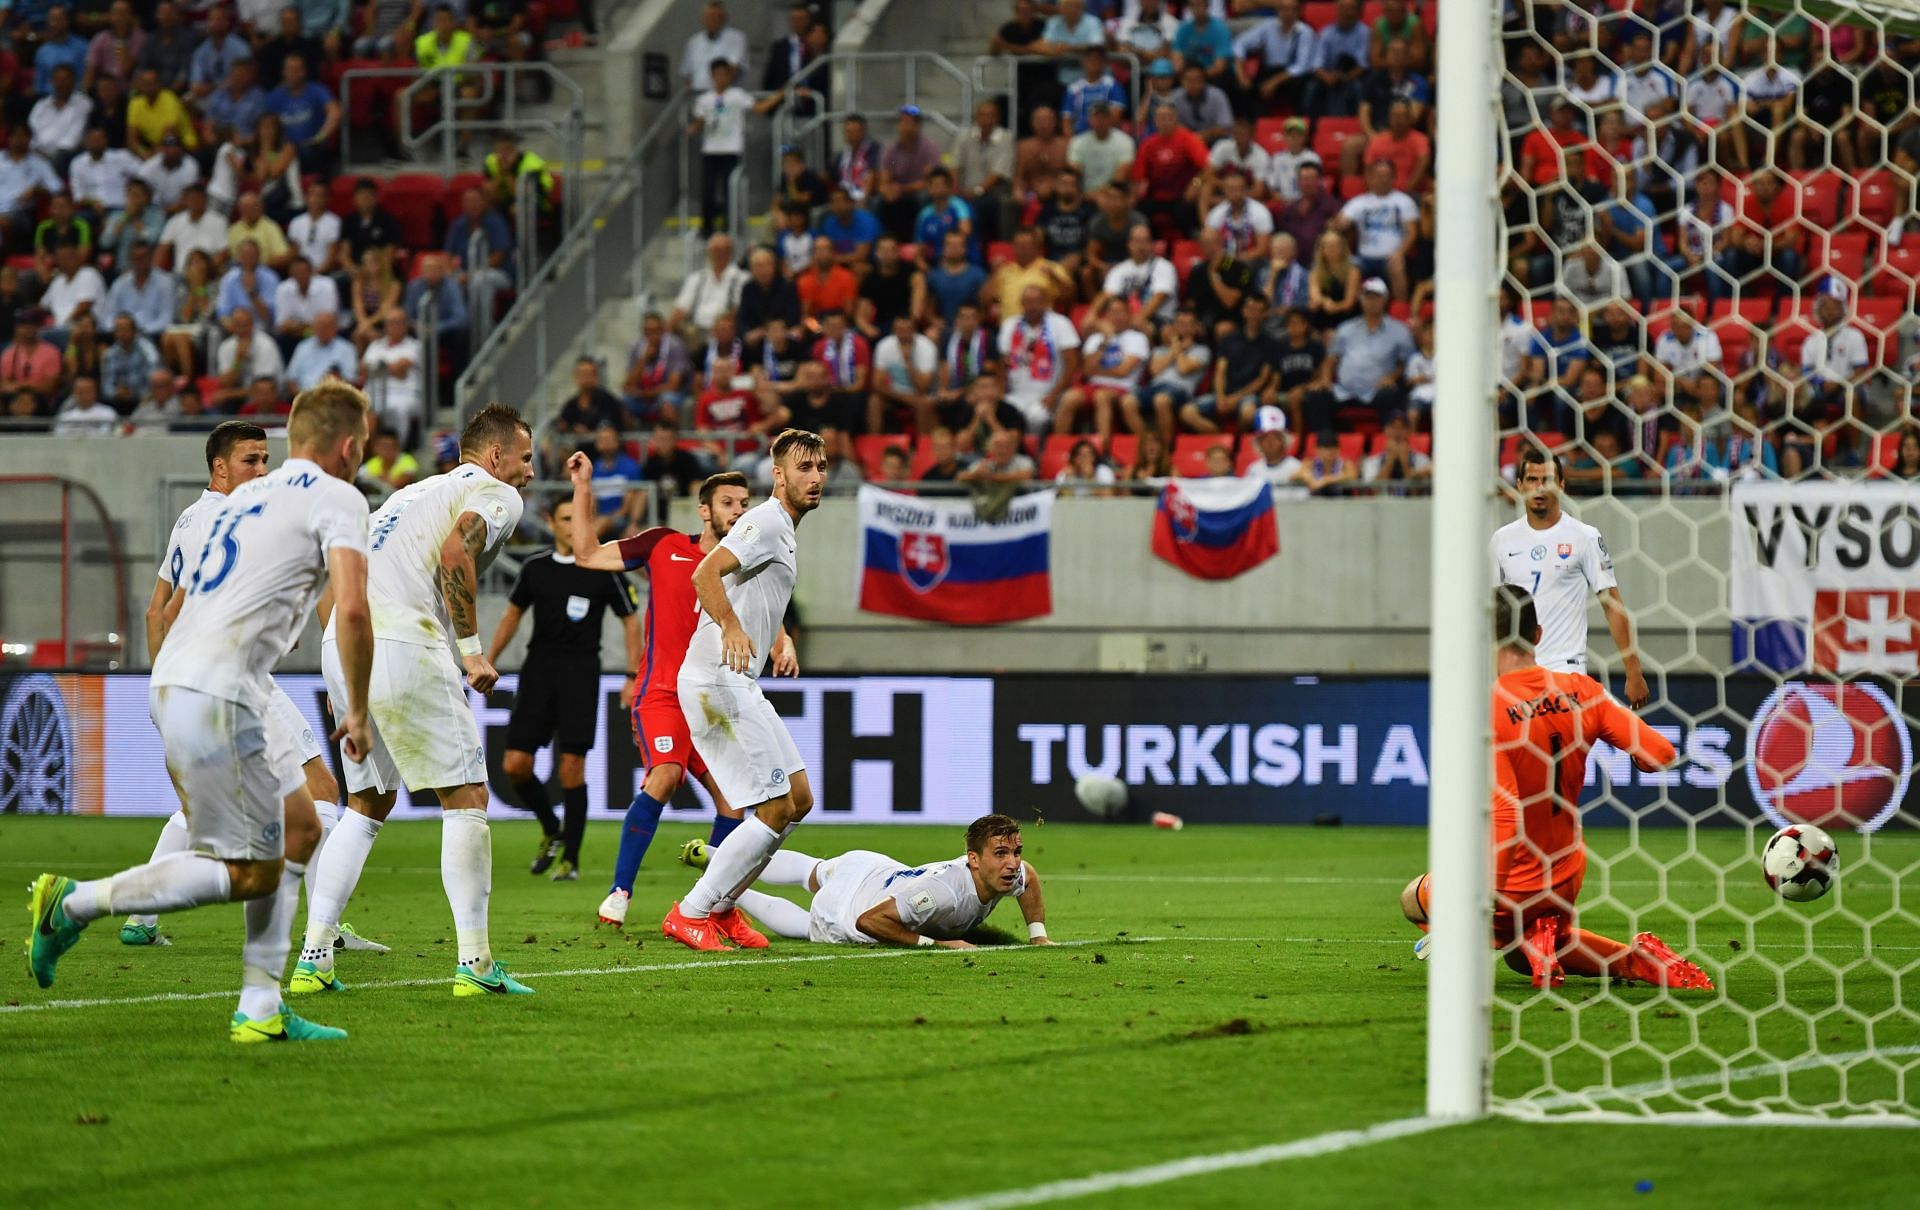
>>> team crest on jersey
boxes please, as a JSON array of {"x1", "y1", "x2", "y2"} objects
[
  {"x1": 566, "y1": 594, "x2": 590, "y2": 622},
  {"x1": 1530, "y1": 545, "x2": 1546, "y2": 561},
  {"x1": 1557, "y1": 543, "x2": 1572, "y2": 559},
  {"x1": 654, "y1": 735, "x2": 673, "y2": 754},
  {"x1": 898, "y1": 530, "x2": 950, "y2": 593},
  {"x1": 771, "y1": 768, "x2": 786, "y2": 785}
]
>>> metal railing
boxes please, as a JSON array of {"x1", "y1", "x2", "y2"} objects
[
  {"x1": 769, "y1": 52, "x2": 975, "y2": 189},
  {"x1": 971, "y1": 51, "x2": 1143, "y2": 136},
  {"x1": 1, "y1": 475, "x2": 130, "y2": 670}
]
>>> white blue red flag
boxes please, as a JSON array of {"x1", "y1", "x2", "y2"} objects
[
  {"x1": 1152, "y1": 477, "x2": 1279, "y2": 580},
  {"x1": 856, "y1": 486, "x2": 1054, "y2": 624}
]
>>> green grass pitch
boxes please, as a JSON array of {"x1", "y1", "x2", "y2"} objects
[{"x1": 2, "y1": 818, "x2": 1915, "y2": 1208}]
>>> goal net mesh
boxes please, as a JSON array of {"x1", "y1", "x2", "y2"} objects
[{"x1": 1488, "y1": 0, "x2": 1918, "y2": 1123}]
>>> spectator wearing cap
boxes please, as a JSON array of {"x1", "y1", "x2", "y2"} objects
[
  {"x1": 1305, "y1": 0, "x2": 1370, "y2": 118},
  {"x1": 1062, "y1": 46, "x2": 1126, "y2": 135},
  {"x1": 1014, "y1": 106, "x2": 1069, "y2": 208},
  {"x1": 1066, "y1": 101, "x2": 1135, "y2": 195},
  {"x1": 1308, "y1": 277, "x2": 1414, "y2": 432},
  {"x1": 689, "y1": 57, "x2": 752, "y2": 234},
  {"x1": 1136, "y1": 60, "x2": 1180, "y2": 138},
  {"x1": 925, "y1": 230, "x2": 989, "y2": 330},
  {"x1": 188, "y1": 5, "x2": 253, "y2": 107},
  {"x1": 1173, "y1": 62, "x2": 1233, "y2": 146},
  {"x1": 1296, "y1": 428, "x2": 1356, "y2": 495},
  {"x1": 1244, "y1": 404, "x2": 1306, "y2": 495},
  {"x1": 876, "y1": 106, "x2": 943, "y2": 242},
  {"x1": 1233, "y1": 0, "x2": 1317, "y2": 114},
  {"x1": 1130, "y1": 103, "x2": 1208, "y2": 240},
  {"x1": 105, "y1": 239, "x2": 175, "y2": 343},
  {"x1": 682, "y1": 1, "x2": 749, "y2": 93},
  {"x1": 0, "y1": 311, "x2": 64, "y2": 411},
  {"x1": 1266, "y1": 118, "x2": 1321, "y2": 206},
  {"x1": 1362, "y1": 409, "x2": 1430, "y2": 487},
  {"x1": 136, "y1": 3, "x2": 200, "y2": 98},
  {"x1": 1337, "y1": 160, "x2": 1417, "y2": 300},
  {"x1": 0, "y1": 127, "x2": 62, "y2": 245},
  {"x1": 1797, "y1": 282, "x2": 1872, "y2": 424},
  {"x1": 1182, "y1": 290, "x2": 1274, "y2": 435},
  {"x1": 33, "y1": 6, "x2": 89, "y2": 97},
  {"x1": 285, "y1": 308, "x2": 357, "y2": 392},
  {"x1": 954, "y1": 99, "x2": 1015, "y2": 243},
  {"x1": 128, "y1": 66, "x2": 196, "y2": 158},
  {"x1": 29, "y1": 64, "x2": 91, "y2": 176},
  {"x1": 139, "y1": 133, "x2": 201, "y2": 212}
]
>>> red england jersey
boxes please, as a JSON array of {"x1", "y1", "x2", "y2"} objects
[{"x1": 615, "y1": 527, "x2": 705, "y2": 702}]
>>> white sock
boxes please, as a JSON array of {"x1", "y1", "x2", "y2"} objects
[
  {"x1": 127, "y1": 810, "x2": 192, "y2": 928},
  {"x1": 712, "y1": 823, "x2": 797, "y2": 913},
  {"x1": 300, "y1": 810, "x2": 381, "y2": 970},
  {"x1": 683, "y1": 817, "x2": 785, "y2": 918},
  {"x1": 442, "y1": 808, "x2": 493, "y2": 971},
  {"x1": 737, "y1": 889, "x2": 811, "y2": 940},
  {"x1": 758, "y1": 849, "x2": 819, "y2": 887},
  {"x1": 66, "y1": 852, "x2": 231, "y2": 924},
  {"x1": 239, "y1": 860, "x2": 304, "y2": 1021},
  {"x1": 303, "y1": 801, "x2": 343, "y2": 910}
]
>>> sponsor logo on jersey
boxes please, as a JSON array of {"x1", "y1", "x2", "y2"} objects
[
  {"x1": 898, "y1": 530, "x2": 950, "y2": 593},
  {"x1": 1745, "y1": 680, "x2": 1911, "y2": 834}
]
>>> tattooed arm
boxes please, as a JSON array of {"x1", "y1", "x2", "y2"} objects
[{"x1": 438, "y1": 510, "x2": 498, "y2": 693}]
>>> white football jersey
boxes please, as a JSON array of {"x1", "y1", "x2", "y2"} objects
[
  {"x1": 347, "y1": 464, "x2": 523, "y2": 647},
  {"x1": 684, "y1": 497, "x2": 798, "y2": 682},
  {"x1": 158, "y1": 488, "x2": 223, "y2": 590},
  {"x1": 153, "y1": 459, "x2": 368, "y2": 713},
  {"x1": 1490, "y1": 513, "x2": 1617, "y2": 671},
  {"x1": 850, "y1": 857, "x2": 1026, "y2": 942}
]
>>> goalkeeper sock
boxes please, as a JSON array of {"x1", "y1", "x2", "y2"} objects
[
  {"x1": 510, "y1": 776, "x2": 559, "y2": 837},
  {"x1": 610, "y1": 790, "x2": 664, "y2": 894},
  {"x1": 127, "y1": 810, "x2": 192, "y2": 928},
  {"x1": 1564, "y1": 929, "x2": 1634, "y2": 980},
  {"x1": 67, "y1": 852, "x2": 232, "y2": 924},
  {"x1": 736, "y1": 889, "x2": 810, "y2": 940},
  {"x1": 681, "y1": 817, "x2": 784, "y2": 919},
  {"x1": 708, "y1": 812, "x2": 742, "y2": 848},
  {"x1": 758, "y1": 848, "x2": 818, "y2": 887},
  {"x1": 560, "y1": 784, "x2": 589, "y2": 864},
  {"x1": 442, "y1": 807, "x2": 493, "y2": 971}
]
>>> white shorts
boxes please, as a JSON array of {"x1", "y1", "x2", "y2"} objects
[
  {"x1": 263, "y1": 678, "x2": 321, "y2": 799},
  {"x1": 149, "y1": 684, "x2": 284, "y2": 862},
  {"x1": 322, "y1": 635, "x2": 484, "y2": 796},
  {"x1": 806, "y1": 850, "x2": 897, "y2": 945},
  {"x1": 677, "y1": 672, "x2": 804, "y2": 811}
]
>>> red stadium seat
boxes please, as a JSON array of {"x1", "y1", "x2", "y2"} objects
[
  {"x1": 382, "y1": 174, "x2": 446, "y2": 249},
  {"x1": 986, "y1": 241, "x2": 1014, "y2": 269},
  {"x1": 1409, "y1": 433, "x2": 1431, "y2": 457},
  {"x1": 1772, "y1": 321, "x2": 1812, "y2": 364},
  {"x1": 1235, "y1": 440, "x2": 1264, "y2": 473},
  {"x1": 1106, "y1": 433, "x2": 1139, "y2": 469},
  {"x1": 1255, "y1": 117, "x2": 1289, "y2": 153},
  {"x1": 1711, "y1": 319, "x2": 1753, "y2": 372},
  {"x1": 1791, "y1": 170, "x2": 1845, "y2": 228},
  {"x1": 1338, "y1": 432, "x2": 1366, "y2": 463},
  {"x1": 1303, "y1": 3, "x2": 1338, "y2": 32},
  {"x1": 1871, "y1": 432, "x2": 1901, "y2": 474},
  {"x1": 1039, "y1": 435, "x2": 1081, "y2": 479},
  {"x1": 1852, "y1": 171, "x2": 1901, "y2": 229},
  {"x1": 854, "y1": 434, "x2": 910, "y2": 481},
  {"x1": 439, "y1": 172, "x2": 489, "y2": 222},
  {"x1": 1823, "y1": 231, "x2": 1870, "y2": 284},
  {"x1": 1879, "y1": 240, "x2": 1920, "y2": 290},
  {"x1": 1314, "y1": 117, "x2": 1360, "y2": 165},
  {"x1": 1171, "y1": 434, "x2": 1232, "y2": 476}
]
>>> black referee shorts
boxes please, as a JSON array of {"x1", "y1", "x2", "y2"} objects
[{"x1": 505, "y1": 657, "x2": 602, "y2": 756}]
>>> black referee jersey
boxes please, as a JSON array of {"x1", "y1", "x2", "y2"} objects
[{"x1": 504, "y1": 552, "x2": 638, "y2": 755}]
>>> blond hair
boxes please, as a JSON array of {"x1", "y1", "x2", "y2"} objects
[{"x1": 287, "y1": 380, "x2": 370, "y2": 449}]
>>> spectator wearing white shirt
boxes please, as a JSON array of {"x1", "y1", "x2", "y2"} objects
[
  {"x1": 0, "y1": 127, "x2": 63, "y2": 244},
  {"x1": 212, "y1": 306, "x2": 285, "y2": 410},
  {"x1": 1066, "y1": 102, "x2": 1136, "y2": 194},
  {"x1": 1741, "y1": 61, "x2": 1801, "y2": 143},
  {"x1": 286, "y1": 179, "x2": 341, "y2": 269},
  {"x1": 29, "y1": 65, "x2": 93, "y2": 174},
  {"x1": 159, "y1": 181, "x2": 228, "y2": 268},
  {"x1": 867, "y1": 313, "x2": 940, "y2": 435},
  {"x1": 1099, "y1": 221, "x2": 1179, "y2": 329},
  {"x1": 360, "y1": 306, "x2": 424, "y2": 441},
  {"x1": 1202, "y1": 116, "x2": 1271, "y2": 212},
  {"x1": 42, "y1": 244, "x2": 107, "y2": 343},
  {"x1": 272, "y1": 256, "x2": 339, "y2": 358},
  {"x1": 1798, "y1": 284, "x2": 1872, "y2": 422},
  {"x1": 1054, "y1": 438, "x2": 1117, "y2": 497},
  {"x1": 1205, "y1": 169, "x2": 1273, "y2": 261},
  {"x1": 1561, "y1": 242, "x2": 1627, "y2": 311},
  {"x1": 1617, "y1": 28, "x2": 1679, "y2": 128},
  {"x1": 1337, "y1": 159, "x2": 1417, "y2": 300},
  {"x1": 67, "y1": 126, "x2": 143, "y2": 225},
  {"x1": 1110, "y1": 0, "x2": 1179, "y2": 64},
  {"x1": 1361, "y1": 409, "x2": 1430, "y2": 486},
  {"x1": 1265, "y1": 117, "x2": 1321, "y2": 204},
  {"x1": 285, "y1": 308, "x2": 358, "y2": 392},
  {"x1": 1651, "y1": 309, "x2": 1724, "y2": 412},
  {"x1": 1404, "y1": 319, "x2": 1435, "y2": 415},
  {"x1": 681, "y1": 1, "x2": 750, "y2": 92},
  {"x1": 1069, "y1": 296, "x2": 1148, "y2": 445},
  {"x1": 53, "y1": 376, "x2": 121, "y2": 436},
  {"x1": 1563, "y1": 52, "x2": 1617, "y2": 109},
  {"x1": 999, "y1": 283, "x2": 1083, "y2": 433},
  {"x1": 1243, "y1": 405, "x2": 1306, "y2": 497},
  {"x1": 689, "y1": 57, "x2": 753, "y2": 235},
  {"x1": 138, "y1": 133, "x2": 202, "y2": 211},
  {"x1": 668, "y1": 232, "x2": 748, "y2": 338}
]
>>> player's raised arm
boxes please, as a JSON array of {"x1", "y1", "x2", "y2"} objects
[
  {"x1": 438, "y1": 510, "x2": 497, "y2": 694},
  {"x1": 1599, "y1": 587, "x2": 1649, "y2": 708},
  {"x1": 563, "y1": 451, "x2": 673, "y2": 573},
  {"x1": 326, "y1": 544, "x2": 374, "y2": 761},
  {"x1": 1016, "y1": 861, "x2": 1053, "y2": 945},
  {"x1": 692, "y1": 544, "x2": 752, "y2": 673},
  {"x1": 855, "y1": 898, "x2": 974, "y2": 950}
]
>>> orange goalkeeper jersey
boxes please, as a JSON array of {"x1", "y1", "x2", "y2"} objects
[{"x1": 1490, "y1": 665, "x2": 1676, "y2": 895}]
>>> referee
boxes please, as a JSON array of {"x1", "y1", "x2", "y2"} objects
[{"x1": 487, "y1": 495, "x2": 643, "y2": 882}]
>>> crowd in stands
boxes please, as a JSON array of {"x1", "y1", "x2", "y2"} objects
[
  {"x1": 1, "y1": 0, "x2": 570, "y2": 452},
  {"x1": 559, "y1": 0, "x2": 1919, "y2": 513}
]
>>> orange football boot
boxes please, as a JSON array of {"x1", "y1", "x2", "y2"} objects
[
  {"x1": 661, "y1": 902, "x2": 735, "y2": 952},
  {"x1": 709, "y1": 906, "x2": 770, "y2": 949},
  {"x1": 1526, "y1": 916, "x2": 1566, "y2": 989},
  {"x1": 1630, "y1": 932, "x2": 1715, "y2": 990}
]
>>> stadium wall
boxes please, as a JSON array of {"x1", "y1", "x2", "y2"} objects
[{"x1": 5, "y1": 670, "x2": 1903, "y2": 834}]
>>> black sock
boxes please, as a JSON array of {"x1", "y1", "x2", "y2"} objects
[
  {"x1": 512, "y1": 777, "x2": 558, "y2": 836},
  {"x1": 561, "y1": 784, "x2": 589, "y2": 863}
]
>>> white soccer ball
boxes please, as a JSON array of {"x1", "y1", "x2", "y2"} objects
[
  {"x1": 1074, "y1": 773, "x2": 1128, "y2": 819},
  {"x1": 1761, "y1": 824, "x2": 1839, "y2": 903}
]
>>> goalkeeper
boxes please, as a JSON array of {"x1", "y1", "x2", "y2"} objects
[
  {"x1": 677, "y1": 813, "x2": 1053, "y2": 950},
  {"x1": 1402, "y1": 586, "x2": 1713, "y2": 991}
]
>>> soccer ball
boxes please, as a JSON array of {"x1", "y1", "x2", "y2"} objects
[
  {"x1": 1761, "y1": 824, "x2": 1838, "y2": 903},
  {"x1": 1074, "y1": 773, "x2": 1128, "y2": 819}
]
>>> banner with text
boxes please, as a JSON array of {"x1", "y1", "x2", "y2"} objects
[{"x1": 855, "y1": 486, "x2": 1054, "y2": 624}]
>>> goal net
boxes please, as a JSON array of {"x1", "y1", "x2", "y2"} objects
[{"x1": 1436, "y1": 0, "x2": 1920, "y2": 1126}]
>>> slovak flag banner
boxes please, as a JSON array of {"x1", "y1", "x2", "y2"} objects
[
  {"x1": 1152, "y1": 477, "x2": 1279, "y2": 580},
  {"x1": 856, "y1": 485, "x2": 1054, "y2": 624}
]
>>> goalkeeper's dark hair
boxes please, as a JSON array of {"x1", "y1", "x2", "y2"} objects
[
  {"x1": 1493, "y1": 585, "x2": 1538, "y2": 653},
  {"x1": 965, "y1": 813, "x2": 1023, "y2": 854},
  {"x1": 205, "y1": 419, "x2": 267, "y2": 471},
  {"x1": 697, "y1": 470, "x2": 749, "y2": 508},
  {"x1": 460, "y1": 402, "x2": 531, "y2": 454},
  {"x1": 1517, "y1": 441, "x2": 1565, "y2": 485},
  {"x1": 769, "y1": 427, "x2": 826, "y2": 466}
]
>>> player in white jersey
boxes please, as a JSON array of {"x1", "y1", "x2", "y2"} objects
[
  {"x1": 120, "y1": 421, "x2": 386, "y2": 956},
  {"x1": 685, "y1": 813, "x2": 1055, "y2": 948},
  {"x1": 293, "y1": 403, "x2": 537, "y2": 998},
  {"x1": 1489, "y1": 444, "x2": 1649, "y2": 707},
  {"x1": 27, "y1": 383, "x2": 377, "y2": 1043},
  {"x1": 661, "y1": 428, "x2": 827, "y2": 952}
]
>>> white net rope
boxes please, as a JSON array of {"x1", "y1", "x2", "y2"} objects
[{"x1": 1487, "y1": 0, "x2": 1919, "y2": 1123}]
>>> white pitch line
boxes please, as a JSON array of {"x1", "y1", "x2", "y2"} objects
[
  {"x1": 901, "y1": 1116, "x2": 1456, "y2": 1210},
  {"x1": 0, "y1": 935, "x2": 1263, "y2": 1016},
  {"x1": 1517, "y1": 1044, "x2": 1920, "y2": 1114}
]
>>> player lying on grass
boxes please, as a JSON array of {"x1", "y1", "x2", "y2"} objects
[
  {"x1": 1401, "y1": 585, "x2": 1713, "y2": 991},
  {"x1": 680, "y1": 813, "x2": 1054, "y2": 949}
]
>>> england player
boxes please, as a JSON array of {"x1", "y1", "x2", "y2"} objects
[
  {"x1": 686, "y1": 813, "x2": 1055, "y2": 949},
  {"x1": 293, "y1": 403, "x2": 536, "y2": 998},
  {"x1": 122, "y1": 420, "x2": 385, "y2": 955},
  {"x1": 27, "y1": 383, "x2": 377, "y2": 1042},
  {"x1": 661, "y1": 428, "x2": 826, "y2": 952},
  {"x1": 559, "y1": 463, "x2": 798, "y2": 928},
  {"x1": 1490, "y1": 444, "x2": 1649, "y2": 708}
]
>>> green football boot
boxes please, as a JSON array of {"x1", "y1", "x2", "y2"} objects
[{"x1": 452, "y1": 960, "x2": 534, "y2": 997}]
